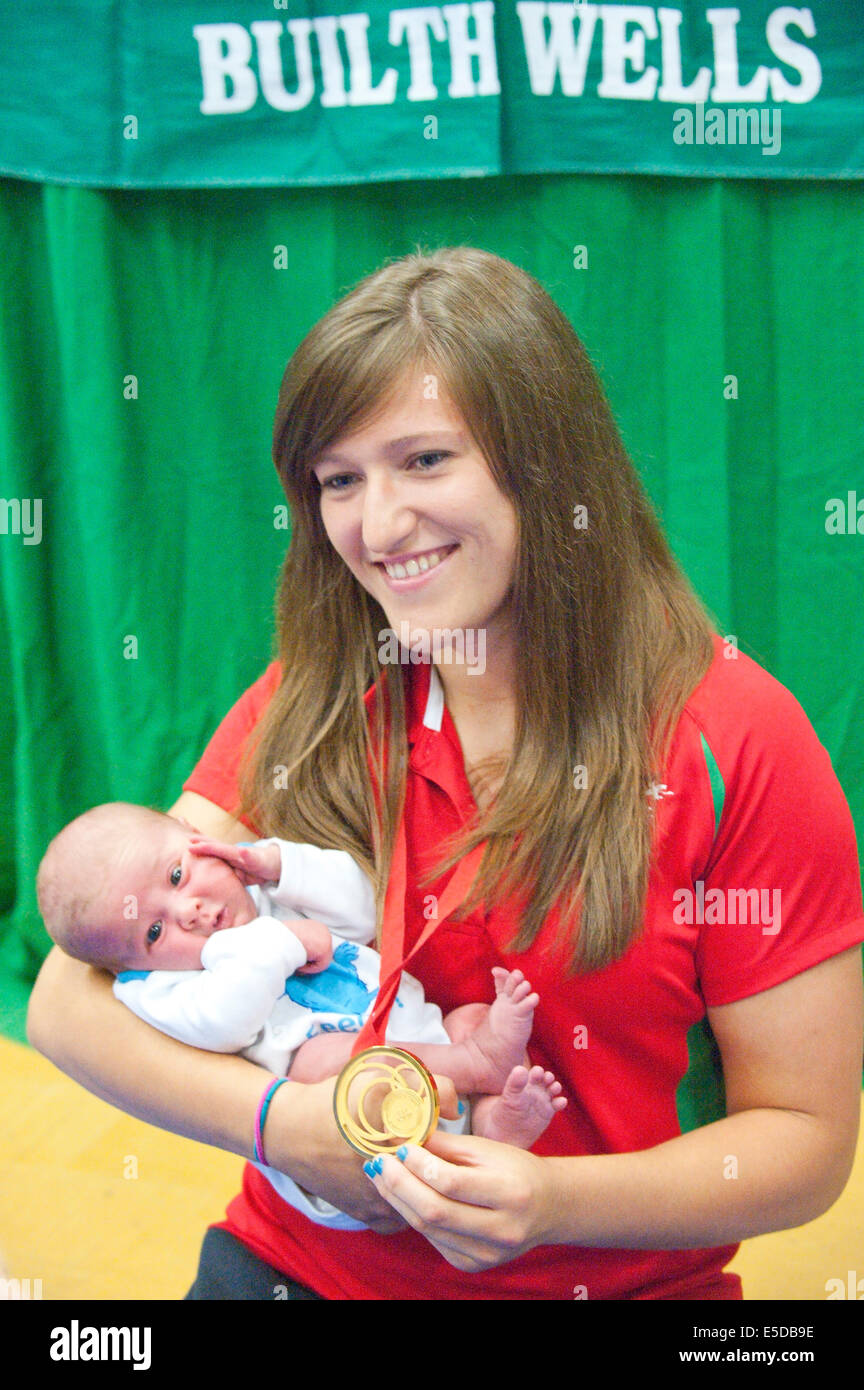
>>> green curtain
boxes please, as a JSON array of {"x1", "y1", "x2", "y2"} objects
[{"x1": 1, "y1": 174, "x2": 862, "y2": 1043}]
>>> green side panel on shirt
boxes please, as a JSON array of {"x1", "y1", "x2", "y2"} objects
[
  {"x1": 700, "y1": 732, "x2": 726, "y2": 840},
  {"x1": 675, "y1": 1016, "x2": 727, "y2": 1133},
  {"x1": 675, "y1": 733, "x2": 728, "y2": 1132}
]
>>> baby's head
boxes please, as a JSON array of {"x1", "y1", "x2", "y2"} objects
[{"x1": 36, "y1": 802, "x2": 258, "y2": 973}]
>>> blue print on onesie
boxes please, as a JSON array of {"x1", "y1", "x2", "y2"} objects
[
  {"x1": 285, "y1": 941, "x2": 375, "y2": 1015},
  {"x1": 285, "y1": 941, "x2": 405, "y2": 1040}
]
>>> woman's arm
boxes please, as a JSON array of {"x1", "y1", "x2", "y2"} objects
[
  {"x1": 367, "y1": 945, "x2": 864, "y2": 1269},
  {"x1": 28, "y1": 947, "x2": 402, "y2": 1228},
  {"x1": 26, "y1": 793, "x2": 405, "y2": 1232},
  {"x1": 168, "y1": 790, "x2": 251, "y2": 844},
  {"x1": 27, "y1": 945, "x2": 270, "y2": 1148}
]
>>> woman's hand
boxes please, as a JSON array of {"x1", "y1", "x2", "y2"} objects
[{"x1": 363, "y1": 1129, "x2": 560, "y2": 1270}]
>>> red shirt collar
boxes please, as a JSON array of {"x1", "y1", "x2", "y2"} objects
[{"x1": 363, "y1": 660, "x2": 473, "y2": 811}]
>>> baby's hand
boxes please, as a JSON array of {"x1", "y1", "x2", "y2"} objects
[
  {"x1": 290, "y1": 919, "x2": 334, "y2": 975},
  {"x1": 186, "y1": 837, "x2": 282, "y2": 886}
]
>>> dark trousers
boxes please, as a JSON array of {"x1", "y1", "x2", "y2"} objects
[{"x1": 185, "y1": 1226, "x2": 325, "y2": 1300}]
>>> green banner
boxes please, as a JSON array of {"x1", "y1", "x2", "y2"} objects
[{"x1": 1, "y1": 2, "x2": 861, "y2": 186}]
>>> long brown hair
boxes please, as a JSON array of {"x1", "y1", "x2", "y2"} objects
[{"x1": 241, "y1": 246, "x2": 717, "y2": 971}]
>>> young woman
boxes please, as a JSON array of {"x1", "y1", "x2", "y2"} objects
[{"x1": 28, "y1": 246, "x2": 864, "y2": 1300}]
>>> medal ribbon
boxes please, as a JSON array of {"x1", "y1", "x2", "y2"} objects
[{"x1": 351, "y1": 812, "x2": 486, "y2": 1054}]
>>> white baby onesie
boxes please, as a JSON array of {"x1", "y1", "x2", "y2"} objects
[{"x1": 114, "y1": 838, "x2": 466, "y2": 1231}]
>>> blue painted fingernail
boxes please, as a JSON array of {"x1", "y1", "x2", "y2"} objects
[
  {"x1": 363, "y1": 1159, "x2": 377, "y2": 1178},
  {"x1": 457, "y1": 1101, "x2": 465, "y2": 1115},
  {"x1": 395, "y1": 1145, "x2": 408, "y2": 1161}
]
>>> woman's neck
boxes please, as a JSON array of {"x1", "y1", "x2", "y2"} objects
[
  {"x1": 433, "y1": 626, "x2": 516, "y2": 724},
  {"x1": 434, "y1": 627, "x2": 518, "y2": 807}
]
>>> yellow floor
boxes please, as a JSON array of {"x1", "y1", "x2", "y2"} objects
[{"x1": 1, "y1": 1035, "x2": 862, "y2": 1300}]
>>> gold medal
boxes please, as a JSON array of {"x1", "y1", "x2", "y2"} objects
[{"x1": 333, "y1": 1045, "x2": 439, "y2": 1157}]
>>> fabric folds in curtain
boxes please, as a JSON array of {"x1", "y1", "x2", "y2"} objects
[{"x1": 1, "y1": 173, "x2": 861, "y2": 1041}]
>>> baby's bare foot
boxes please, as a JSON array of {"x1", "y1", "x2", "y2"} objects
[
  {"x1": 475, "y1": 1065, "x2": 567, "y2": 1148},
  {"x1": 458, "y1": 968, "x2": 540, "y2": 1094}
]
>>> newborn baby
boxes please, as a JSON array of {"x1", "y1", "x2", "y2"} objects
[{"x1": 36, "y1": 802, "x2": 566, "y2": 1229}]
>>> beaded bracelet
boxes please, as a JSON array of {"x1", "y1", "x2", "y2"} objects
[{"x1": 253, "y1": 1077, "x2": 288, "y2": 1165}]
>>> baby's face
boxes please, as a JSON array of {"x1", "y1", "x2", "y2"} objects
[{"x1": 101, "y1": 818, "x2": 258, "y2": 971}]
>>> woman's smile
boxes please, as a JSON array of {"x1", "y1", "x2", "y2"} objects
[{"x1": 375, "y1": 541, "x2": 460, "y2": 589}]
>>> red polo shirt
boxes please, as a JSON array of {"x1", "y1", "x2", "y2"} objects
[{"x1": 184, "y1": 635, "x2": 864, "y2": 1299}]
